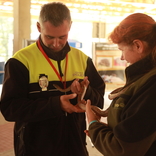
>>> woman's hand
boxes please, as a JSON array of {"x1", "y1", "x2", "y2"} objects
[
  {"x1": 84, "y1": 100, "x2": 99, "y2": 137},
  {"x1": 86, "y1": 99, "x2": 99, "y2": 123}
]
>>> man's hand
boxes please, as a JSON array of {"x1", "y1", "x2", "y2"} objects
[
  {"x1": 60, "y1": 93, "x2": 85, "y2": 114},
  {"x1": 70, "y1": 76, "x2": 89, "y2": 94},
  {"x1": 81, "y1": 76, "x2": 89, "y2": 88}
]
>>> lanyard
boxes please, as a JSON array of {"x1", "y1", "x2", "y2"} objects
[{"x1": 37, "y1": 40, "x2": 68, "y2": 89}]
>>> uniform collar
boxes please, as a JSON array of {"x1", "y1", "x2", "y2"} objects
[
  {"x1": 38, "y1": 36, "x2": 71, "y2": 61},
  {"x1": 125, "y1": 54, "x2": 155, "y2": 84}
]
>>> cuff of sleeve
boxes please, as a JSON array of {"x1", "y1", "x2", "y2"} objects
[{"x1": 89, "y1": 120, "x2": 98, "y2": 126}]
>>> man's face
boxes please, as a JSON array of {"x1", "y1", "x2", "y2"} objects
[{"x1": 37, "y1": 20, "x2": 71, "y2": 52}]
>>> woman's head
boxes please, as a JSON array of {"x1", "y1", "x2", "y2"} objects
[{"x1": 109, "y1": 13, "x2": 156, "y2": 64}]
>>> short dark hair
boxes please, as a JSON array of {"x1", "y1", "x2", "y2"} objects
[{"x1": 39, "y1": 2, "x2": 71, "y2": 27}]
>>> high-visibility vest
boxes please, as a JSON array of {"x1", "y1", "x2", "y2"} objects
[{"x1": 13, "y1": 43, "x2": 88, "y2": 84}]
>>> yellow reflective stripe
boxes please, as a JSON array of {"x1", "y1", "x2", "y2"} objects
[{"x1": 13, "y1": 44, "x2": 88, "y2": 83}]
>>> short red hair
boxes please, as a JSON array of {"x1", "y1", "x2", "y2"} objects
[
  {"x1": 109, "y1": 13, "x2": 156, "y2": 61},
  {"x1": 109, "y1": 13, "x2": 155, "y2": 45}
]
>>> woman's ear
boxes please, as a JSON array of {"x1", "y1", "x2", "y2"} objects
[{"x1": 133, "y1": 39, "x2": 144, "y2": 54}]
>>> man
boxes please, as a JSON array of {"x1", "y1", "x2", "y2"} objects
[{"x1": 0, "y1": 2, "x2": 104, "y2": 156}]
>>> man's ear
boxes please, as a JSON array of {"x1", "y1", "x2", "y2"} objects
[
  {"x1": 133, "y1": 39, "x2": 144, "y2": 54},
  {"x1": 69, "y1": 21, "x2": 72, "y2": 30},
  {"x1": 37, "y1": 22, "x2": 41, "y2": 33}
]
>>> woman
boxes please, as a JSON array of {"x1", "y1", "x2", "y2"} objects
[{"x1": 85, "y1": 13, "x2": 156, "y2": 156}]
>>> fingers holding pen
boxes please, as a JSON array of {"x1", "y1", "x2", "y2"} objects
[
  {"x1": 71, "y1": 79, "x2": 82, "y2": 93},
  {"x1": 71, "y1": 77, "x2": 90, "y2": 94},
  {"x1": 82, "y1": 76, "x2": 89, "y2": 87}
]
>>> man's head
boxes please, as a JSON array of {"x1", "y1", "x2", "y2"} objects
[
  {"x1": 37, "y1": 2, "x2": 72, "y2": 52},
  {"x1": 39, "y1": 2, "x2": 71, "y2": 27}
]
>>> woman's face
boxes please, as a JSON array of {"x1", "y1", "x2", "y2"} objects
[{"x1": 118, "y1": 42, "x2": 142, "y2": 65}]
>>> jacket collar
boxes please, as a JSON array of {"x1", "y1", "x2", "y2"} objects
[
  {"x1": 125, "y1": 54, "x2": 155, "y2": 84},
  {"x1": 38, "y1": 36, "x2": 71, "y2": 61}
]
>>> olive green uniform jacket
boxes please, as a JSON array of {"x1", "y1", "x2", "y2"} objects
[{"x1": 89, "y1": 55, "x2": 156, "y2": 156}]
